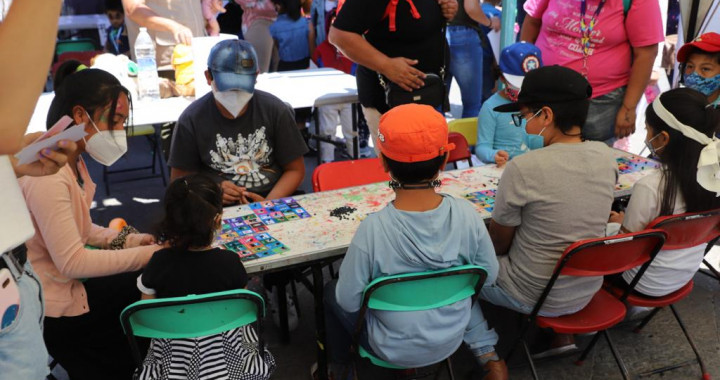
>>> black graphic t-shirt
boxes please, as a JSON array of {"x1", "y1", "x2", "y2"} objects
[{"x1": 169, "y1": 90, "x2": 309, "y2": 196}]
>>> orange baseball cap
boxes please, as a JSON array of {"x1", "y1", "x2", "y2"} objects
[
  {"x1": 377, "y1": 104, "x2": 455, "y2": 163},
  {"x1": 677, "y1": 32, "x2": 720, "y2": 62}
]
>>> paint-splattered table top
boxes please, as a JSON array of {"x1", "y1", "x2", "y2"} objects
[{"x1": 232, "y1": 149, "x2": 659, "y2": 274}]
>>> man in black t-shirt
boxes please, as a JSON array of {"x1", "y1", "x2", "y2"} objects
[
  {"x1": 329, "y1": 0, "x2": 458, "y2": 151},
  {"x1": 169, "y1": 40, "x2": 308, "y2": 205}
]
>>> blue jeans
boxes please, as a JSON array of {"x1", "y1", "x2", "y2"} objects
[
  {"x1": 447, "y1": 26, "x2": 484, "y2": 118},
  {"x1": 480, "y1": 282, "x2": 579, "y2": 318},
  {"x1": 583, "y1": 86, "x2": 626, "y2": 146},
  {"x1": 0, "y1": 261, "x2": 49, "y2": 380},
  {"x1": 324, "y1": 280, "x2": 371, "y2": 365}
]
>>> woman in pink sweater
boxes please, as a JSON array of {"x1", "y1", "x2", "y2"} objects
[{"x1": 19, "y1": 61, "x2": 161, "y2": 380}]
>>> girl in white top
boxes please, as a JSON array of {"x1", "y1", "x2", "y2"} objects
[{"x1": 609, "y1": 88, "x2": 720, "y2": 297}]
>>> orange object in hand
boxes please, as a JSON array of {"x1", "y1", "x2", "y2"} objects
[{"x1": 109, "y1": 218, "x2": 127, "y2": 231}]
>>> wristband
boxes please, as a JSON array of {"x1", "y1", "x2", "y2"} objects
[{"x1": 110, "y1": 225, "x2": 140, "y2": 250}]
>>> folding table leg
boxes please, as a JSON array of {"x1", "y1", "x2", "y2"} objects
[
  {"x1": 351, "y1": 103, "x2": 359, "y2": 160},
  {"x1": 312, "y1": 264, "x2": 329, "y2": 380}
]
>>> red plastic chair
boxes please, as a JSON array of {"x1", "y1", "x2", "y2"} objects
[
  {"x1": 446, "y1": 132, "x2": 472, "y2": 169},
  {"x1": 506, "y1": 230, "x2": 667, "y2": 380},
  {"x1": 312, "y1": 158, "x2": 390, "y2": 192},
  {"x1": 51, "y1": 50, "x2": 104, "y2": 76},
  {"x1": 606, "y1": 209, "x2": 720, "y2": 380}
]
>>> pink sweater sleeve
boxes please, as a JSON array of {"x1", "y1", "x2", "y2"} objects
[{"x1": 23, "y1": 174, "x2": 158, "y2": 279}]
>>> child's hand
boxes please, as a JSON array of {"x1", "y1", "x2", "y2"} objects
[
  {"x1": 608, "y1": 211, "x2": 625, "y2": 224},
  {"x1": 241, "y1": 191, "x2": 265, "y2": 204},
  {"x1": 125, "y1": 233, "x2": 156, "y2": 248},
  {"x1": 494, "y1": 150, "x2": 509, "y2": 167},
  {"x1": 221, "y1": 180, "x2": 245, "y2": 205}
]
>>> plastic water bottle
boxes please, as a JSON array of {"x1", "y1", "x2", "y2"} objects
[{"x1": 134, "y1": 27, "x2": 160, "y2": 101}]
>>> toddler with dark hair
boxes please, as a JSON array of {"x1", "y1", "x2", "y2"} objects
[{"x1": 136, "y1": 174, "x2": 275, "y2": 380}]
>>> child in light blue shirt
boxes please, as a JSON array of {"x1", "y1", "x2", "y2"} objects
[
  {"x1": 476, "y1": 42, "x2": 543, "y2": 166},
  {"x1": 324, "y1": 104, "x2": 506, "y2": 379}
]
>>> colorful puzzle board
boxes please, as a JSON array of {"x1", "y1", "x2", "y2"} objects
[
  {"x1": 249, "y1": 197, "x2": 312, "y2": 224},
  {"x1": 221, "y1": 233, "x2": 290, "y2": 261},
  {"x1": 464, "y1": 189, "x2": 497, "y2": 213},
  {"x1": 220, "y1": 214, "x2": 268, "y2": 237},
  {"x1": 616, "y1": 156, "x2": 660, "y2": 174}
]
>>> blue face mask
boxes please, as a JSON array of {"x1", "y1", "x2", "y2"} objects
[
  {"x1": 526, "y1": 133, "x2": 544, "y2": 150},
  {"x1": 684, "y1": 72, "x2": 720, "y2": 96}
]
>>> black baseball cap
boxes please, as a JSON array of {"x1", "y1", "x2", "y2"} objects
[{"x1": 494, "y1": 65, "x2": 593, "y2": 112}]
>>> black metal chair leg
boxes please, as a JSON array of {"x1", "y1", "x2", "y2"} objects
[
  {"x1": 633, "y1": 307, "x2": 662, "y2": 333},
  {"x1": 290, "y1": 279, "x2": 301, "y2": 319},
  {"x1": 445, "y1": 357, "x2": 455, "y2": 380},
  {"x1": 575, "y1": 331, "x2": 602, "y2": 365},
  {"x1": 669, "y1": 304, "x2": 710, "y2": 378},
  {"x1": 603, "y1": 330, "x2": 630, "y2": 380},
  {"x1": 521, "y1": 340, "x2": 540, "y2": 380}
]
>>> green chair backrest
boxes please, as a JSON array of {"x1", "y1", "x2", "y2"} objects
[
  {"x1": 120, "y1": 289, "x2": 264, "y2": 339},
  {"x1": 448, "y1": 117, "x2": 478, "y2": 147},
  {"x1": 55, "y1": 38, "x2": 97, "y2": 56},
  {"x1": 362, "y1": 265, "x2": 488, "y2": 312}
]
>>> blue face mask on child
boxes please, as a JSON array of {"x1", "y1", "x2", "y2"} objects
[{"x1": 685, "y1": 72, "x2": 720, "y2": 96}]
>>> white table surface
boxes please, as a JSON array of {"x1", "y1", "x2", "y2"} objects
[
  {"x1": 26, "y1": 68, "x2": 357, "y2": 133},
  {"x1": 58, "y1": 14, "x2": 111, "y2": 47},
  {"x1": 26, "y1": 93, "x2": 194, "y2": 134},
  {"x1": 230, "y1": 151, "x2": 659, "y2": 274}
]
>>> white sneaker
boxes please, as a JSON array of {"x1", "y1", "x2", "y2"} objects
[{"x1": 269, "y1": 285, "x2": 299, "y2": 332}]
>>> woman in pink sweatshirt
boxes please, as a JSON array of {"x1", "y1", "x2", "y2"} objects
[{"x1": 19, "y1": 61, "x2": 161, "y2": 380}]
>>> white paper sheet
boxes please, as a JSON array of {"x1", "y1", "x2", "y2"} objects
[{"x1": 14, "y1": 124, "x2": 87, "y2": 165}]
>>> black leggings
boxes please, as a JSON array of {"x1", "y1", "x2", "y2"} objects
[{"x1": 44, "y1": 271, "x2": 146, "y2": 380}]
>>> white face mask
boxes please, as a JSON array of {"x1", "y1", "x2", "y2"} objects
[
  {"x1": 83, "y1": 111, "x2": 127, "y2": 166},
  {"x1": 212, "y1": 82, "x2": 253, "y2": 118}
]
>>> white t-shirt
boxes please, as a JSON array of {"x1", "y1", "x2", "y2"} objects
[
  {"x1": 0, "y1": 155, "x2": 35, "y2": 253},
  {"x1": 621, "y1": 170, "x2": 704, "y2": 297}
]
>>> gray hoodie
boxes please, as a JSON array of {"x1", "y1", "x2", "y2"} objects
[{"x1": 336, "y1": 194, "x2": 499, "y2": 367}]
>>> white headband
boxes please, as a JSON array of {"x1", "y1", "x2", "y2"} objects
[{"x1": 652, "y1": 96, "x2": 720, "y2": 196}]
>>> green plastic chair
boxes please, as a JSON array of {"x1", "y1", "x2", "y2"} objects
[
  {"x1": 55, "y1": 38, "x2": 98, "y2": 56},
  {"x1": 119, "y1": 289, "x2": 266, "y2": 368},
  {"x1": 349, "y1": 264, "x2": 488, "y2": 379}
]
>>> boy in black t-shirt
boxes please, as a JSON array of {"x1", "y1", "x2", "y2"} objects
[{"x1": 168, "y1": 39, "x2": 308, "y2": 206}]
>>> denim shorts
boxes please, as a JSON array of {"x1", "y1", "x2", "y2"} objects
[
  {"x1": 583, "y1": 86, "x2": 626, "y2": 145},
  {"x1": 0, "y1": 261, "x2": 49, "y2": 379}
]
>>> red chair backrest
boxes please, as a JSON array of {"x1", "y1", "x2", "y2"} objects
[
  {"x1": 646, "y1": 209, "x2": 720, "y2": 250},
  {"x1": 312, "y1": 158, "x2": 390, "y2": 192},
  {"x1": 557, "y1": 230, "x2": 667, "y2": 277},
  {"x1": 51, "y1": 50, "x2": 103, "y2": 76},
  {"x1": 447, "y1": 132, "x2": 472, "y2": 167}
]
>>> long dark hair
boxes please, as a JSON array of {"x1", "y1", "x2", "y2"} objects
[
  {"x1": 48, "y1": 60, "x2": 131, "y2": 130},
  {"x1": 155, "y1": 175, "x2": 224, "y2": 250},
  {"x1": 271, "y1": 0, "x2": 302, "y2": 20},
  {"x1": 646, "y1": 88, "x2": 720, "y2": 215}
]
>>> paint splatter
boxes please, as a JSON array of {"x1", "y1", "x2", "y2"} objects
[{"x1": 330, "y1": 206, "x2": 357, "y2": 221}]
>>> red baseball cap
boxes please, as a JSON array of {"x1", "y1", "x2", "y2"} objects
[
  {"x1": 677, "y1": 32, "x2": 720, "y2": 63},
  {"x1": 377, "y1": 104, "x2": 455, "y2": 163}
]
